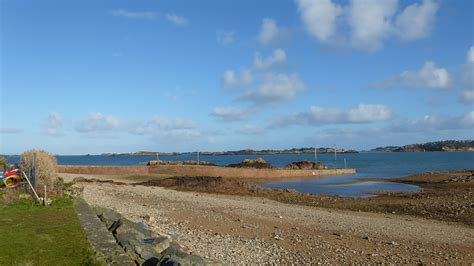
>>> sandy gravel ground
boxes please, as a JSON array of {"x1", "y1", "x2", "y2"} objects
[{"x1": 82, "y1": 182, "x2": 474, "y2": 264}]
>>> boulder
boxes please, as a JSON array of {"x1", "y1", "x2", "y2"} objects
[
  {"x1": 94, "y1": 207, "x2": 170, "y2": 263},
  {"x1": 73, "y1": 176, "x2": 87, "y2": 182},
  {"x1": 159, "y1": 242, "x2": 212, "y2": 266}
]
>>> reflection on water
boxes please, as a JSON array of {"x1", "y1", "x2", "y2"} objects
[{"x1": 263, "y1": 179, "x2": 421, "y2": 198}]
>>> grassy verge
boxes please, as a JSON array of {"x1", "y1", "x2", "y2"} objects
[{"x1": 0, "y1": 196, "x2": 100, "y2": 265}]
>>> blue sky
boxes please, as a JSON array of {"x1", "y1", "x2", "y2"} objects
[{"x1": 1, "y1": 0, "x2": 473, "y2": 154}]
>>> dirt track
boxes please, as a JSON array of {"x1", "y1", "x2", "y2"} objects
[{"x1": 81, "y1": 180, "x2": 474, "y2": 264}]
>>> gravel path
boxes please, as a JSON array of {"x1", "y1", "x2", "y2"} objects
[{"x1": 82, "y1": 182, "x2": 474, "y2": 264}]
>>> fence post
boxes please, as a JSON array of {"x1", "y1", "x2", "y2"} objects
[
  {"x1": 32, "y1": 152, "x2": 37, "y2": 189},
  {"x1": 44, "y1": 185, "x2": 47, "y2": 206}
]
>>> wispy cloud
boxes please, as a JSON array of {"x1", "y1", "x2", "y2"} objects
[
  {"x1": 235, "y1": 124, "x2": 264, "y2": 135},
  {"x1": 75, "y1": 112, "x2": 121, "y2": 133},
  {"x1": 461, "y1": 45, "x2": 474, "y2": 103},
  {"x1": 111, "y1": 9, "x2": 157, "y2": 20},
  {"x1": 272, "y1": 104, "x2": 393, "y2": 128},
  {"x1": 211, "y1": 106, "x2": 255, "y2": 122},
  {"x1": 43, "y1": 112, "x2": 64, "y2": 136},
  {"x1": 254, "y1": 48, "x2": 287, "y2": 70},
  {"x1": 165, "y1": 13, "x2": 188, "y2": 26},
  {"x1": 374, "y1": 61, "x2": 451, "y2": 90},
  {"x1": 217, "y1": 31, "x2": 235, "y2": 46},
  {"x1": 151, "y1": 116, "x2": 196, "y2": 130},
  {"x1": 258, "y1": 18, "x2": 290, "y2": 46},
  {"x1": 0, "y1": 128, "x2": 22, "y2": 134}
]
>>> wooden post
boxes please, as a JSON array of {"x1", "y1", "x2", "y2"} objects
[
  {"x1": 21, "y1": 171, "x2": 40, "y2": 202},
  {"x1": 44, "y1": 185, "x2": 47, "y2": 206}
]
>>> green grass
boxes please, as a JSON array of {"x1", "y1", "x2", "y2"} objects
[{"x1": 0, "y1": 197, "x2": 100, "y2": 265}]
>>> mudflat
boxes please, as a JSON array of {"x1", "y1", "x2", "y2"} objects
[{"x1": 78, "y1": 170, "x2": 474, "y2": 264}]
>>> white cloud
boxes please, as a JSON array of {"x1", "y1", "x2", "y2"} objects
[
  {"x1": 461, "y1": 46, "x2": 474, "y2": 103},
  {"x1": 461, "y1": 111, "x2": 474, "y2": 126},
  {"x1": 462, "y1": 90, "x2": 474, "y2": 103},
  {"x1": 235, "y1": 124, "x2": 264, "y2": 135},
  {"x1": 211, "y1": 106, "x2": 254, "y2": 122},
  {"x1": 395, "y1": 0, "x2": 438, "y2": 40},
  {"x1": 241, "y1": 73, "x2": 305, "y2": 104},
  {"x1": 258, "y1": 18, "x2": 289, "y2": 46},
  {"x1": 254, "y1": 49, "x2": 287, "y2": 70},
  {"x1": 44, "y1": 112, "x2": 64, "y2": 136},
  {"x1": 468, "y1": 46, "x2": 474, "y2": 64},
  {"x1": 348, "y1": 0, "x2": 397, "y2": 51},
  {"x1": 221, "y1": 49, "x2": 303, "y2": 105},
  {"x1": 296, "y1": 0, "x2": 439, "y2": 51},
  {"x1": 296, "y1": 0, "x2": 342, "y2": 42},
  {"x1": 375, "y1": 61, "x2": 451, "y2": 89},
  {"x1": 313, "y1": 111, "x2": 474, "y2": 148},
  {"x1": 217, "y1": 31, "x2": 235, "y2": 46},
  {"x1": 165, "y1": 14, "x2": 188, "y2": 26},
  {"x1": 223, "y1": 70, "x2": 238, "y2": 88},
  {"x1": 390, "y1": 112, "x2": 474, "y2": 132},
  {"x1": 272, "y1": 103, "x2": 393, "y2": 127},
  {"x1": 111, "y1": 9, "x2": 157, "y2": 20},
  {"x1": 75, "y1": 112, "x2": 120, "y2": 133},
  {"x1": 347, "y1": 104, "x2": 393, "y2": 122},
  {"x1": 151, "y1": 117, "x2": 196, "y2": 130},
  {"x1": 240, "y1": 69, "x2": 253, "y2": 84},
  {"x1": 222, "y1": 69, "x2": 254, "y2": 88}
]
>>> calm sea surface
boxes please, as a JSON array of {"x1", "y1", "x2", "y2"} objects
[{"x1": 5, "y1": 152, "x2": 474, "y2": 197}]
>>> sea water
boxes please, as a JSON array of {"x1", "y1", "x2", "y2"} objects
[{"x1": 4, "y1": 152, "x2": 473, "y2": 197}]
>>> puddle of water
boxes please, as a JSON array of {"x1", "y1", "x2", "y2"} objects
[{"x1": 263, "y1": 179, "x2": 421, "y2": 198}]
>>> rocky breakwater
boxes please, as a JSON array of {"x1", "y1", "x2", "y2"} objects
[
  {"x1": 93, "y1": 206, "x2": 217, "y2": 265},
  {"x1": 226, "y1": 158, "x2": 273, "y2": 169},
  {"x1": 147, "y1": 160, "x2": 216, "y2": 166},
  {"x1": 285, "y1": 160, "x2": 328, "y2": 170}
]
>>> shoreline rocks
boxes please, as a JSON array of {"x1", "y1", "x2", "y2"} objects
[
  {"x1": 227, "y1": 158, "x2": 273, "y2": 169},
  {"x1": 93, "y1": 206, "x2": 216, "y2": 265},
  {"x1": 147, "y1": 160, "x2": 216, "y2": 166},
  {"x1": 285, "y1": 160, "x2": 328, "y2": 170}
]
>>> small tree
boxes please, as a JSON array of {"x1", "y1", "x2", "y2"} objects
[
  {"x1": 20, "y1": 150, "x2": 58, "y2": 195},
  {"x1": 0, "y1": 156, "x2": 6, "y2": 172}
]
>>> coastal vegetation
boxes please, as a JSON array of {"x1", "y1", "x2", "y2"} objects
[
  {"x1": 19, "y1": 150, "x2": 58, "y2": 196},
  {"x1": 371, "y1": 140, "x2": 474, "y2": 152},
  {"x1": 0, "y1": 197, "x2": 98, "y2": 265},
  {"x1": 0, "y1": 156, "x2": 6, "y2": 171}
]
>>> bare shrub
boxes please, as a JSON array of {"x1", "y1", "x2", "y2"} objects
[
  {"x1": 0, "y1": 156, "x2": 6, "y2": 171},
  {"x1": 20, "y1": 150, "x2": 58, "y2": 195},
  {"x1": 1, "y1": 189, "x2": 20, "y2": 204}
]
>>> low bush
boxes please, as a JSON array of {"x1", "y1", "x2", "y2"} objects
[{"x1": 20, "y1": 150, "x2": 58, "y2": 196}]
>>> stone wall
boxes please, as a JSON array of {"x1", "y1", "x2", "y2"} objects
[{"x1": 58, "y1": 164, "x2": 356, "y2": 179}]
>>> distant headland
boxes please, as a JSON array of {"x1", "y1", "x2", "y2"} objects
[
  {"x1": 100, "y1": 147, "x2": 358, "y2": 157},
  {"x1": 371, "y1": 140, "x2": 474, "y2": 152},
  {"x1": 98, "y1": 140, "x2": 474, "y2": 157}
]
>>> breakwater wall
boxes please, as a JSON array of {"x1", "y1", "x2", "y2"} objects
[{"x1": 57, "y1": 165, "x2": 356, "y2": 179}]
